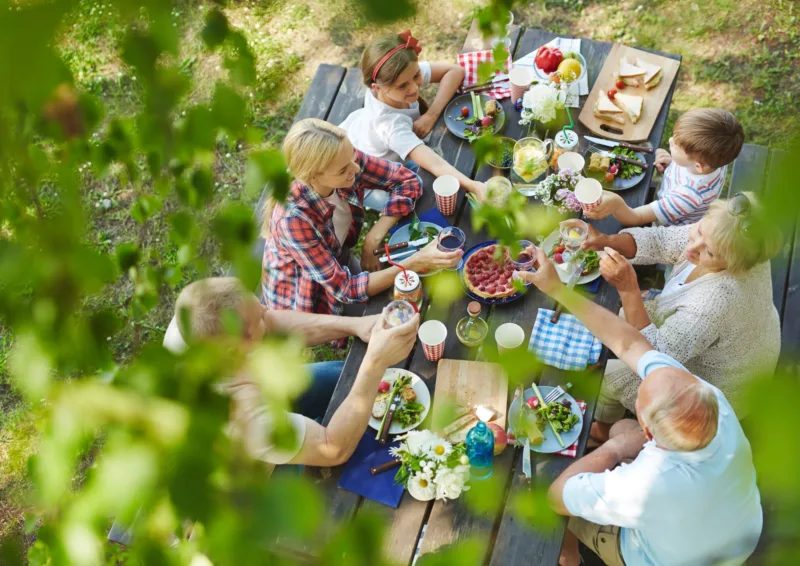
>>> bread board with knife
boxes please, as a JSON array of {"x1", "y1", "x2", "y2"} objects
[
  {"x1": 578, "y1": 43, "x2": 681, "y2": 142},
  {"x1": 431, "y1": 359, "x2": 508, "y2": 444}
]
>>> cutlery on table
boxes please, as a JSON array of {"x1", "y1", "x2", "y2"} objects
[
  {"x1": 370, "y1": 458, "x2": 402, "y2": 475},
  {"x1": 551, "y1": 260, "x2": 587, "y2": 324},
  {"x1": 379, "y1": 247, "x2": 418, "y2": 263},
  {"x1": 373, "y1": 237, "x2": 430, "y2": 256},
  {"x1": 379, "y1": 391, "x2": 403, "y2": 445},
  {"x1": 587, "y1": 146, "x2": 648, "y2": 169},
  {"x1": 583, "y1": 135, "x2": 654, "y2": 154}
]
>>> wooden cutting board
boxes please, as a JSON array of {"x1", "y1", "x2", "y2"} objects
[
  {"x1": 578, "y1": 43, "x2": 681, "y2": 142},
  {"x1": 432, "y1": 359, "x2": 509, "y2": 430}
]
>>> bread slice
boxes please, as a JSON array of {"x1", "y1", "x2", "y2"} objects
[
  {"x1": 636, "y1": 57, "x2": 663, "y2": 90},
  {"x1": 614, "y1": 93, "x2": 643, "y2": 124},
  {"x1": 594, "y1": 91, "x2": 625, "y2": 125},
  {"x1": 618, "y1": 56, "x2": 646, "y2": 87}
]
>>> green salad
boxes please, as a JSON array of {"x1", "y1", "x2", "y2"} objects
[{"x1": 611, "y1": 147, "x2": 644, "y2": 180}]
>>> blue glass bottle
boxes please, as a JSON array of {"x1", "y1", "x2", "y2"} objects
[{"x1": 466, "y1": 421, "x2": 494, "y2": 480}]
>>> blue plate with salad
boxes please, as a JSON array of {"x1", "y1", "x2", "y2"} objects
[
  {"x1": 387, "y1": 220, "x2": 442, "y2": 278},
  {"x1": 583, "y1": 147, "x2": 647, "y2": 191},
  {"x1": 444, "y1": 92, "x2": 506, "y2": 143}
]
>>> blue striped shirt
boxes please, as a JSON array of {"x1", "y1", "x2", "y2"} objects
[{"x1": 651, "y1": 163, "x2": 727, "y2": 225}]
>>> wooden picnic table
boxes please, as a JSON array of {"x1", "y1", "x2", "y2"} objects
[{"x1": 275, "y1": 24, "x2": 683, "y2": 565}]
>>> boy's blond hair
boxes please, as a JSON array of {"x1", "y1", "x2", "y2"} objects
[
  {"x1": 705, "y1": 193, "x2": 783, "y2": 275},
  {"x1": 672, "y1": 108, "x2": 744, "y2": 170},
  {"x1": 175, "y1": 277, "x2": 250, "y2": 341}
]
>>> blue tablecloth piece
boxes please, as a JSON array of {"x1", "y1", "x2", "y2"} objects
[
  {"x1": 529, "y1": 308, "x2": 603, "y2": 371},
  {"x1": 389, "y1": 208, "x2": 451, "y2": 236},
  {"x1": 338, "y1": 433, "x2": 405, "y2": 508}
]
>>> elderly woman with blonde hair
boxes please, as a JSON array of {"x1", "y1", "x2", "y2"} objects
[{"x1": 581, "y1": 192, "x2": 783, "y2": 438}]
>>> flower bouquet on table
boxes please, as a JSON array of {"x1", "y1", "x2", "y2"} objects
[
  {"x1": 527, "y1": 168, "x2": 584, "y2": 214},
  {"x1": 518, "y1": 82, "x2": 571, "y2": 138},
  {"x1": 390, "y1": 429, "x2": 471, "y2": 501}
]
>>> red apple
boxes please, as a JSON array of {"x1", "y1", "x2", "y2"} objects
[{"x1": 487, "y1": 423, "x2": 507, "y2": 455}]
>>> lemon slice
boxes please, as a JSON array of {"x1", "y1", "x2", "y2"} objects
[{"x1": 568, "y1": 229, "x2": 581, "y2": 239}]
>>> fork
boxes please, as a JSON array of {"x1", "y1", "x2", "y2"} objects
[
  {"x1": 543, "y1": 382, "x2": 572, "y2": 405},
  {"x1": 587, "y1": 145, "x2": 648, "y2": 169}
]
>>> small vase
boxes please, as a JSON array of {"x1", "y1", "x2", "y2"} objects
[
  {"x1": 407, "y1": 480, "x2": 436, "y2": 501},
  {"x1": 535, "y1": 103, "x2": 571, "y2": 139}
]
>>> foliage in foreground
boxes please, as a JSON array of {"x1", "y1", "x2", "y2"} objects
[{"x1": 0, "y1": 0, "x2": 799, "y2": 564}]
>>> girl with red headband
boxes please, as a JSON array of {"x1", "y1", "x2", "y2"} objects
[{"x1": 340, "y1": 31, "x2": 486, "y2": 213}]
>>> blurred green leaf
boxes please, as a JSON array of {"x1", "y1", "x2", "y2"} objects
[
  {"x1": 245, "y1": 149, "x2": 291, "y2": 200},
  {"x1": 212, "y1": 83, "x2": 246, "y2": 135},
  {"x1": 116, "y1": 242, "x2": 141, "y2": 272},
  {"x1": 201, "y1": 9, "x2": 229, "y2": 49}
]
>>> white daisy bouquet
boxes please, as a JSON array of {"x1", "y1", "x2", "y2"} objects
[
  {"x1": 528, "y1": 168, "x2": 584, "y2": 213},
  {"x1": 389, "y1": 430, "x2": 471, "y2": 502}
]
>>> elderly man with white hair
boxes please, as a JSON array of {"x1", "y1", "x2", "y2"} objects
[{"x1": 516, "y1": 248, "x2": 763, "y2": 566}]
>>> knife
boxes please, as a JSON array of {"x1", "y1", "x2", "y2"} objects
[
  {"x1": 373, "y1": 237, "x2": 430, "y2": 256},
  {"x1": 591, "y1": 149, "x2": 648, "y2": 170},
  {"x1": 551, "y1": 260, "x2": 587, "y2": 324},
  {"x1": 379, "y1": 247, "x2": 418, "y2": 263},
  {"x1": 379, "y1": 392, "x2": 403, "y2": 445},
  {"x1": 370, "y1": 458, "x2": 402, "y2": 475},
  {"x1": 584, "y1": 135, "x2": 654, "y2": 154}
]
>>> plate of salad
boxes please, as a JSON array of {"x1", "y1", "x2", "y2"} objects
[
  {"x1": 369, "y1": 369, "x2": 431, "y2": 436},
  {"x1": 540, "y1": 230, "x2": 601, "y2": 285},
  {"x1": 582, "y1": 147, "x2": 647, "y2": 191},
  {"x1": 444, "y1": 92, "x2": 506, "y2": 143},
  {"x1": 508, "y1": 385, "x2": 583, "y2": 454},
  {"x1": 387, "y1": 216, "x2": 442, "y2": 277}
]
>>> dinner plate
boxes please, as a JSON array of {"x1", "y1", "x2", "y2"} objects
[
  {"x1": 457, "y1": 240, "x2": 529, "y2": 305},
  {"x1": 444, "y1": 93, "x2": 506, "y2": 140},
  {"x1": 387, "y1": 222, "x2": 442, "y2": 278},
  {"x1": 540, "y1": 230, "x2": 601, "y2": 285},
  {"x1": 368, "y1": 368, "x2": 431, "y2": 435},
  {"x1": 508, "y1": 385, "x2": 584, "y2": 454},
  {"x1": 582, "y1": 150, "x2": 647, "y2": 191}
]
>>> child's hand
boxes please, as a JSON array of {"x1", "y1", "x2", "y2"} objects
[
  {"x1": 412, "y1": 113, "x2": 437, "y2": 138},
  {"x1": 654, "y1": 148, "x2": 672, "y2": 173},
  {"x1": 584, "y1": 191, "x2": 623, "y2": 220}
]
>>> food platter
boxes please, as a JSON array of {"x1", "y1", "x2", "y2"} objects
[
  {"x1": 458, "y1": 240, "x2": 530, "y2": 305},
  {"x1": 540, "y1": 230, "x2": 602, "y2": 285},
  {"x1": 368, "y1": 368, "x2": 431, "y2": 435},
  {"x1": 582, "y1": 149, "x2": 647, "y2": 191},
  {"x1": 508, "y1": 385, "x2": 583, "y2": 454}
]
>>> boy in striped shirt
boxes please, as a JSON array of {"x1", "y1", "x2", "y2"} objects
[{"x1": 585, "y1": 108, "x2": 744, "y2": 226}]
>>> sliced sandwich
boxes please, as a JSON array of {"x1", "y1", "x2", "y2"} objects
[
  {"x1": 614, "y1": 93, "x2": 643, "y2": 124},
  {"x1": 636, "y1": 57, "x2": 663, "y2": 90},
  {"x1": 594, "y1": 90, "x2": 625, "y2": 125},
  {"x1": 617, "y1": 56, "x2": 646, "y2": 87}
]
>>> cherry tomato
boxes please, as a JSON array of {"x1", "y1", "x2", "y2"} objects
[
  {"x1": 553, "y1": 244, "x2": 566, "y2": 254},
  {"x1": 461, "y1": 106, "x2": 469, "y2": 117},
  {"x1": 615, "y1": 79, "x2": 626, "y2": 90},
  {"x1": 605, "y1": 172, "x2": 615, "y2": 182},
  {"x1": 607, "y1": 88, "x2": 617, "y2": 99},
  {"x1": 554, "y1": 252, "x2": 564, "y2": 264}
]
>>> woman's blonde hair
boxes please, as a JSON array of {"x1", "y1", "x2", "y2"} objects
[
  {"x1": 261, "y1": 118, "x2": 349, "y2": 237},
  {"x1": 361, "y1": 34, "x2": 419, "y2": 88},
  {"x1": 704, "y1": 192, "x2": 783, "y2": 275}
]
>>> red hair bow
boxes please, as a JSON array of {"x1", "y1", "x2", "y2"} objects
[
  {"x1": 398, "y1": 30, "x2": 422, "y2": 55},
  {"x1": 371, "y1": 30, "x2": 423, "y2": 82}
]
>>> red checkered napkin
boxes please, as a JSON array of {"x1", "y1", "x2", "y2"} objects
[
  {"x1": 556, "y1": 400, "x2": 587, "y2": 458},
  {"x1": 457, "y1": 50, "x2": 513, "y2": 100}
]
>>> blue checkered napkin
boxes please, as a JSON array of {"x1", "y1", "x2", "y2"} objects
[{"x1": 529, "y1": 309, "x2": 602, "y2": 371}]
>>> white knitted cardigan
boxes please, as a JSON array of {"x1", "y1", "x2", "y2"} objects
[{"x1": 602, "y1": 224, "x2": 781, "y2": 418}]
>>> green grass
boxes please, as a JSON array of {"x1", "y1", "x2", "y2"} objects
[{"x1": 1, "y1": 0, "x2": 798, "y2": 553}]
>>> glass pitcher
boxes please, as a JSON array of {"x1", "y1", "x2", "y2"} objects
[{"x1": 512, "y1": 137, "x2": 553, "y2": 183}]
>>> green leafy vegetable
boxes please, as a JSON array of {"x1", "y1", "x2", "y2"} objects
[{"x1": 611, "y1": 147, "x2": 644, "y2": 180}]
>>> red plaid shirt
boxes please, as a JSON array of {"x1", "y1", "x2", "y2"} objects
[{"x1": 262, "y1": 150, "x2": 421, "y2": 331}]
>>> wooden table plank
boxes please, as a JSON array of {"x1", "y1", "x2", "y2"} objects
[
  {"x1": 761, "y1": 150, "x2": 793, "y2": 316},
  {"x1": 780, "y1": 216, "x2": 800, "y2": 363},
  {"x1": 294, "y1": 63, "x2": 346, "y2": 122},
  {"x1": 727, "y1": 143, "x2": 770, "y2": 197},
  {"x1": 488, "y1": 30, "x2": 681, "y2": 566},
  {"x1": 326, "y1": 66, "x2": 366, "y2": 126}
]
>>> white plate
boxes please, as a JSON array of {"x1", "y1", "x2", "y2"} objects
[
  {"x1": 540, "y1": 230, "x2": 601, "y2": 285},
  {"x1": 368, "y1": 368, "x2": 431, "y2": 435},
  {"x1": 508, "y1": 386, "x2": 583, "y2": 454}
]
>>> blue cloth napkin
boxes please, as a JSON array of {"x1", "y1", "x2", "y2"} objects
[
  {"x1": 529, "y1": 308, "x2": 603, "y2": 371},
  {"x1": 389, "y1": 208, "x2": 451, "y2": 236},
  {"x1": 338, "y1": 433, "x2": 404, "y2": 508},
  {"x1": 580, "y1": 277, "x2": 601, "y2": 293}
]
